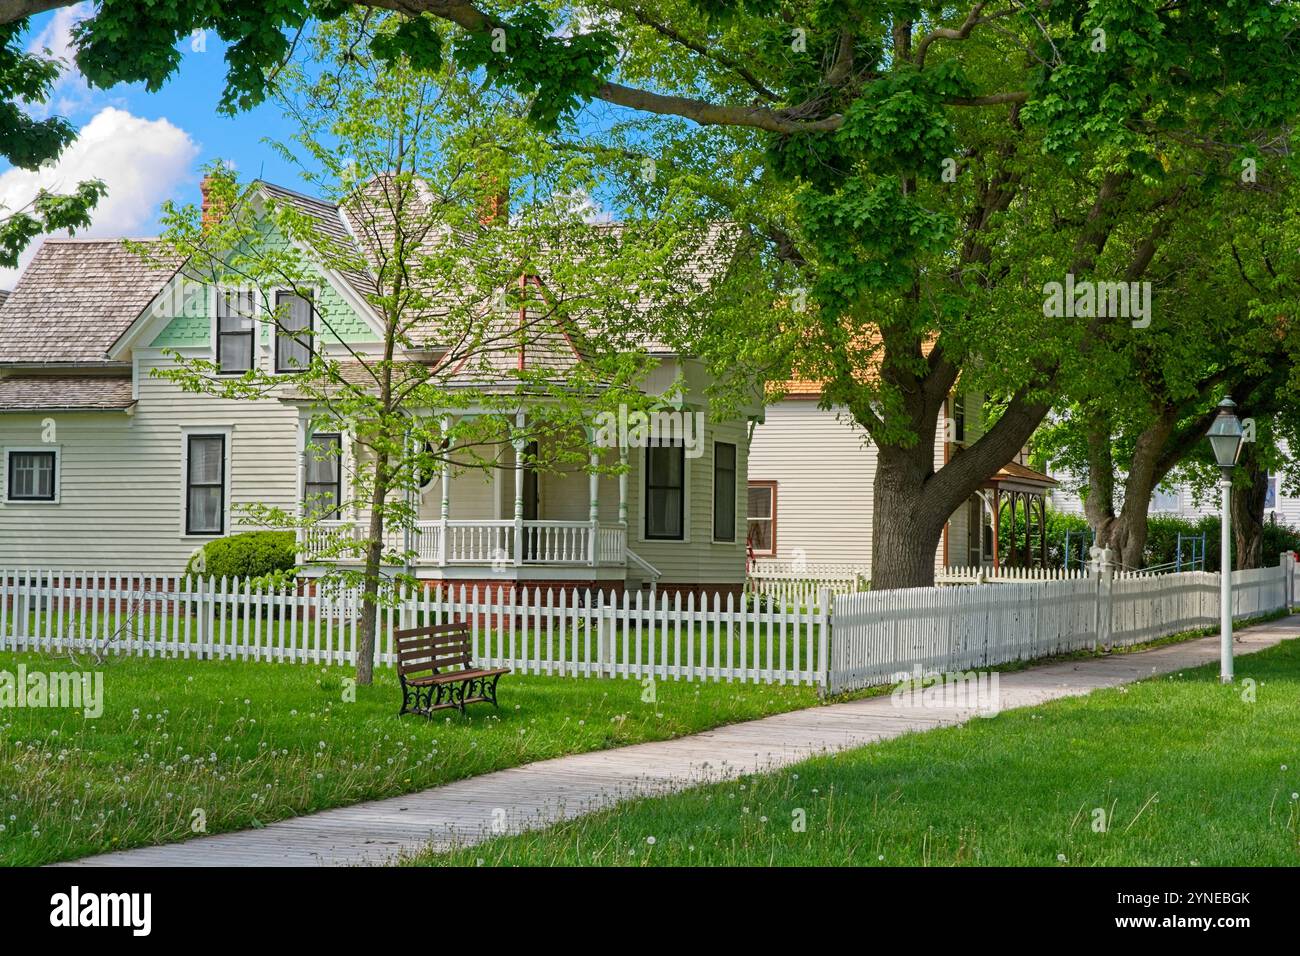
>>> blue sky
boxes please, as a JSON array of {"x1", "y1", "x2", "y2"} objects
[
  {"x1": 1, "y1": 5, "x2": 626, "y2": 289},
  {"x1": 0, "y1": 5, "x2": 323, "y2": 287}
]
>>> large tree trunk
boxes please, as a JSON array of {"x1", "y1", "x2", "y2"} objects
[
  {"x1": 868, "y1": 388, "x2": 1051, "y2": 590},
  {"x1": 1083, "y1": 415, "x2": 1118, "y2": 553},
  {"x1": 1232, "y1": 442, "x2": 1268, "y2": 570},
  {"x1": 1086, "y1": 406, "x2": 1179, "y2": 570},
  {"x1": 871, "y1": 443, "x2": 948, "y2": 590}
]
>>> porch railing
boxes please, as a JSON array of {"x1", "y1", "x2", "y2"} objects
[{"x1": 301, "y1": 519, "x2": 627, "y2": 567}]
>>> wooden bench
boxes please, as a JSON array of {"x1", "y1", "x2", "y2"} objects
[{"x1": 394, "y1": 620, "x2": 510, "y2": 716}]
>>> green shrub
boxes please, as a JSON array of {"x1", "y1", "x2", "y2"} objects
[{"x1": 184, "y1": 531, "x2": 299, "y2": 582}]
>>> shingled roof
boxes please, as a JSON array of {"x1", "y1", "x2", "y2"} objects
[
  {"x1": 0, "y1": 180, "x2": 736, "y2": 368},
  {"x1": 0, "y1": 373, "x2": 135, "y2": 411},
  {"x1": 0, "y1": 239, "x2": 180, "y2": 365}
]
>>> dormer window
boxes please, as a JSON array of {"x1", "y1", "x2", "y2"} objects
[
  {"x1": 217, "y1": 289, "x2": 256, "y2": 373},
  {"x1": 275, "y1": 291, "x2": 313, "y2": 372}
]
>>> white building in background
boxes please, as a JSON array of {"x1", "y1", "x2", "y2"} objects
[{"x1": 746, "y1": 380, "x2": 1058, "y2": 581}]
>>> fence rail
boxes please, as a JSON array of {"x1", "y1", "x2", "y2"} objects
[
  {"x1": 829, "y1": 561, "x2": 1293, "y2": 694},
  {"x1": 0, "y1": 572, "x2": 828, "y2": 687},
  {"x1": 937, "y1": 565, "x2": 1094, "y2": 585}
]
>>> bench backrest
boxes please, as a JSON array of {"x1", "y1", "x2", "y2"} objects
[{"x1": 394, "y1": 620, "x2": 473, "y2": 677}]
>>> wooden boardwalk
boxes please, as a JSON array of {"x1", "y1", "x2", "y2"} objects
[{"x1": 61, "y1": 615, "x2": 1300, "y2": 867}]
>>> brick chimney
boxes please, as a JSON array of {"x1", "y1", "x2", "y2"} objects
[
  {"x1": 200, "y1": 172, "x2": 232, "y2": 232},
  {"x1": 478, "y1": 177, "x2": 510, "y2": 226}
]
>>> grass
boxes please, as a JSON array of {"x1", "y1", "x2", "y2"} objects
[
  {"x1": 0, "y1": 650, "x2": 821, "y2": 866},
  {"x1": 417, "y1": 636, "x2": 1300, "y2": 867}
]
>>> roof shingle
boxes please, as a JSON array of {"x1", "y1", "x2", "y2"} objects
[
  {"x1": 0, "y1": 239, "x2": 179, "y2": 364},
  {"x1": 0, "y1": 373, "x2": 135, "y2": 410}
]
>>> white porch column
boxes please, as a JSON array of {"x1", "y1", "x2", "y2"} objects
[
  {"x1": 618, "y1": 446, "x2": 628, "y2": 526},
  {"x1": 513, "y1": 410, "x2": 526, "y2": 567},
  {"x1": 439, "y1": 415, "x2": 452, "y2": 521},
  {"x1": 403, "y1": 429, "x2": 414, "y2": 573},
  {"x1": 587, "y1": 426, "x2": 600, "y2": 567},
  {"x1": 295, "y1": 418, "x2": 306, "y2": 554},
  {"x1": 438, "y1": 415, "x2": 451, "y2": 567}
]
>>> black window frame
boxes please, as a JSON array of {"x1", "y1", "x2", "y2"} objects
[
  {"x1": 185, "y1": 434, "x2": 226, "y2": 536},
  {"x1": 7, "y1": 449, "x2": 56, "y2": 502},
  {"x1": 644, "y1": 441, "x2": 686, "y2": 541},
  {"x1": 303, "y1": 432, "x2": 342, "y2": 517},
  {"x1": 274, "y1": 289, "x2": 314, "y2": 373},
  {"x1": 216, "y1": 289, "x2": 256, "y2": 374},
  {"x1": 712, "y1": 441, "x2": 737, "y2": 542}
]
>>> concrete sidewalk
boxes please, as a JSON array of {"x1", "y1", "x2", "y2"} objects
[{"x1": 61, "y1": 615, "x2": 1300, "y2": 867}]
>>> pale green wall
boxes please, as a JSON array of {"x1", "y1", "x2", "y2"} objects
[{"x1": 149, "y1": 218, "x2": 378, "y2": 348}]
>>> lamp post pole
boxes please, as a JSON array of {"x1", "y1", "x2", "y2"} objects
[
  {"x1": 1205, "y1": 397, "x2": 1244, "y2": 685},
  {"x1": 1219, "y1": 474, "x2": 1233, "y2": 684}
]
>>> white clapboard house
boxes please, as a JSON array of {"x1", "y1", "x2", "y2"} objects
[{"x1": 0, "y1": 179, "x2": 760, "y2": 599}]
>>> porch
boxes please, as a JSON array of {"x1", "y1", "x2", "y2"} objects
[{"x1": 296, "y1": 408, "x2": 656, "y2": 578}]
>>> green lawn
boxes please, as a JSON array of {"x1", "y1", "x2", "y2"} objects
[
  {"x1": 417, "y1": 637, "x2": 1300, "y2": 867},
  {"x1": 0, "y1": 650, "x2": 819, "y2": 866}
]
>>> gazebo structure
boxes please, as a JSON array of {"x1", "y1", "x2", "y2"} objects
[{"x1": 982, "y1": 461, "x2": 1059, "y2": 569}]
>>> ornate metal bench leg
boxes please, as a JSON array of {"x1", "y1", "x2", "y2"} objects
[
  {"x1": 399, "y1": 678, "x2": 414, "y2": 716},
  {"x1": 457, "y1": 680, "x2": 468, "y2": 714},
  {"x1": 488, "y1": 673, "x2": 501, "y2": 708}
]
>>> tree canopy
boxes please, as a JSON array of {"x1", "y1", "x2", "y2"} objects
[{"x1": 9, "y1": 0, "x2": 1300, "y2": 584}]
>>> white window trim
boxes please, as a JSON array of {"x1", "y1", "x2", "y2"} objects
[
  {"x1": 3, "y1": 445, "x2": 61, "y2": 505},
  {"x1": 746, "y1": 480, "x2": 777, "y2": 557},
  {"x1": 180, "y1": 426, "x2": 234, "y2": 539},
  {"x1": 637, "y1": 441, "x2": 691, "y2": 545},
  {"x1": 710, "y1": 439, "x2": 739, "y2": 545}
]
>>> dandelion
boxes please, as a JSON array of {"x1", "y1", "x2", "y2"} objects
[
  {"x1": 1057, "y1": 853, "x2": 1067, "y2": 863},
  {"x1": 646, "y1": 836, "x2": 656, "y2": 845}
]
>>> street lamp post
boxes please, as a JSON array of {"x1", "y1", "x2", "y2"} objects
[{"x1": 1206, "y1": 398, "x2": 1244, "y2": 684}]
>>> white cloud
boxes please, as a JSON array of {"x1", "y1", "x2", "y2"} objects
[
  {"x1": 0, "y1": 106, "x2": 200, "y2": 289},
  {"x1": 25, "y1": 3, "x2": 96, "y2": 119},
  {"x1": 550, "y1": 188, "x2": 615, "y2": 224}
]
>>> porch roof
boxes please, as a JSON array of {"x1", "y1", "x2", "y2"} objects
[
  {"x1": 0, "y1": 373, "x2": 135, "y2": 411},
  {"x1": 983, "y1": 460, "x2": 1058, "y2": 494}
]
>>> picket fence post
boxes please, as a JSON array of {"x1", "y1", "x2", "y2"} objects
[{"x1": 816, "y1": 587, "x2": 831, "y2": 697}]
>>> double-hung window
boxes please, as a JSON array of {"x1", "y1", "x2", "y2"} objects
[
  {"x1": 186, "y1": 434, "x2": 226, "y2": 535},
  {"x1": 275, "y1": 291, "x2": 313, "y2": 372},
  {"x1": 746, "y1": 481, "x2": 777, "y2": 555},
  {"x1": 6, "y1": 450, "x2": 57, "y2": 502},
  {"x1": 217, "y1": 289, "x2": 256, "y2": 373},
  {"x1": 645, "y1": 441, "x2": 685, "y2": 540},
  {"x1": 304, "y1": 433, "x2": 342, "y2": 517}
]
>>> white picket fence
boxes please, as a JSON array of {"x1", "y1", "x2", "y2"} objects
[
  {"x1": 746, "y1": 560, "x2": 868, "y2": 608},
  {"x1": 2, "y1": 559, "x2": 1291, "y2": 697},
  {"x1": 0, "y1": 572, "x2": 829, "y2": 686},
  {"x1": 937, "y1": 565, "x2": 1094, "y2": 585},
  {"x1": 829, "y1": 561, "x2": 1294, "y2": 694}
]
